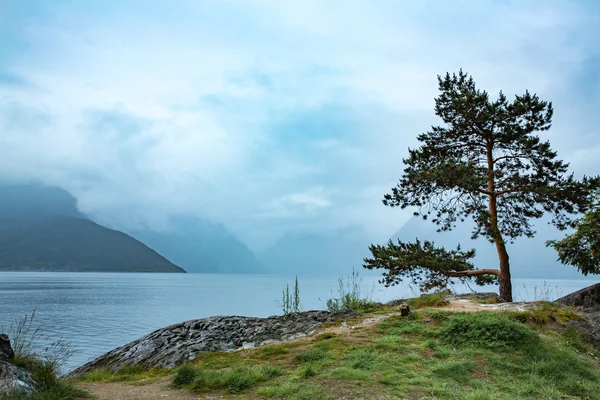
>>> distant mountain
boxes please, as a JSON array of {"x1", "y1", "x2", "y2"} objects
[
  {"x1": 127, "y1": 216, "x2": 264, "y2": 274},
  {"x1": 391, "y1": 216, "x2": 595, "y2": 280},
  {"x1": 0, "y1": 184, "x2": 184, "y2": 273},
  {"x1": 259, "y1": 232, "x2": 372, "y2": 276}
]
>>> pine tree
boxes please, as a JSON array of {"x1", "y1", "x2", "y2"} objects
[
  {"x1": 547, "y1": 192, "x2": 600, "y2": 275},
  {"x1": 364, "y1": 70, "x2": 598, "y2": 302}
]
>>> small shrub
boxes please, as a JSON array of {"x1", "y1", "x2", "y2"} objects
[
  {"x1": 425, "y1": 310, "x2": 452, "y2": 322},
  {"x1": 508, "y1": 303, "x2": 579, "y2": 326},
  {"x1": 296, "y1": 348, "x2": 328, "y2": 363},
  {"x1": 407, "y1": 291, "x2": 451, "y2": 308},
  {"x1": 226, "y1": 370, "x2": 256, "y2": 394},
  {"x1": 377, "y1": 315, "x2": 439, "y2": 338},
  {"x1": 530, "y1": 302, "x2": 578, "y2": 325},
  {"x1": 189, "y1": 365, "x2": 282, "y2": 394},
  {"x1": 172, "y1": 363, "x2": 197, "y2": 387},
  {"x1": 325, "y1": 268, "x2": 378, "y2": 313},
  {"x1": 441, "y1": 312, "x2": 540, "y2": 349},
  {"x1": 298, "y1": 363, "x2": 317, "y2": 379}
]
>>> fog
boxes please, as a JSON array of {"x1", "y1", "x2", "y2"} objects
[{"x1": 1, "y1": 1, "x2": 599, "y2": 275}]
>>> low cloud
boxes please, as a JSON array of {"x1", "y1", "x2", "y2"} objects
[{"x1": 0, "y1": 0, "x2": 598, "y2": 250}]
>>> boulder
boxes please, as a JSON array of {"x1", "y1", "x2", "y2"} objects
[
  {"x1": 0, "y1": 335, "x2": 14, "y2": 362},
  {"x1": 0, "y1": 361, "x2": 36, "y2": 395},
  {"x1": 555, "y1": 283, "x2": 600, "y2": 310},
  {"x1": 69, "y1": 310, "x2": 356, "y2": 377},
  {"x1": 0, "y1": 336, "x2": 36, "y2": 395}
]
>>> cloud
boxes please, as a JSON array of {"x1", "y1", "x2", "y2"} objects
[{"x1": 0, "y1": 0, "x2": 599, "y2": 250}]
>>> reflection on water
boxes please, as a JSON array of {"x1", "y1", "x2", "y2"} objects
[{"x1": 0, "y1": 272, "x2": 593, "y2": 371}]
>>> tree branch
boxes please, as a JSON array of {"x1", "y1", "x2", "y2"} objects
[{"x1": 444, "y1": 268, "x2": 500, "y2": 278}]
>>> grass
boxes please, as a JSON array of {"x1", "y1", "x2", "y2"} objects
[
  {"x1": 407, "y1": 291, "x2": 451, "y2": 308},
  {"x1": 510, "y1": 301, "x2": 579, "y2": 325},
  {"x1": 173, "y1": 309, "x2": 600, "y2": 399},
  {"x1": 440, "y1": 312, "x2": 540, "y2": 349},
  {"x1": 69, "y1": 301, "x2": 600, "y2": 399},
  {"x1": 172, "y1": 364, "x2": 283, "y2": 394},
  {"x1": 325, "y1": 268, "x2": 379, "y2": 313},
  {"x1": 79, "y1": 364, "x2": 170, "y2": 384},
  {"x1": 1, "y1": 311, "x2": 88, "y2": 400},
  {"x1": 0, "y1": 381, "x2": 90, "y2": 400},
  {"x1": 295, "y1": 348, "x2": 329, "y2": 363}
]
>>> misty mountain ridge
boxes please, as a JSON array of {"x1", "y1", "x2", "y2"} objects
[
  {"x1": 126, "y1": 215, "x2": 265, "y2": 274},
  {"x1": 0, "y1": 184, "x2": 183, "y2": 273},
  {"x1": 0, "y1": 182, "x2": 595, "y2": 279},
  {"x1": 259, "y1": 231, "x2": 375, "y2": 276},
  {"x1": 391, "y1": 216, "x2": 594, "y2": 280}
]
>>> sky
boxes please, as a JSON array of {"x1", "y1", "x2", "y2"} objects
[{"x1": 0, "y1": 0, "x2": 599, "y2": 251}]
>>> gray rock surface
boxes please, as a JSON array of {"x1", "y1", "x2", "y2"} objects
[
  {"x1": 69, "y1": 310, "x2": 355, "y2": 377},
  {"x1": 555, "y1": 283, "x2": 600, "y2": 310},
  {"x1": 0, "y1": 361, "x2": 37, "y2": 395},
  {"x1": 555, "y1": 283, "x2": 600, "y2": 350},
  {"x1": 0, "y1": 335, "x2": 36, "y2": 395}
]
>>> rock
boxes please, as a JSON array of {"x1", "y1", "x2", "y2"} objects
[
  {"x1": 0, "y1": 335, "x2": 14, "y2": 362},
  {"x1": 69, "y1": 310, "x2": 356, "y2": 377},
  {"x1": 449, "y1": 292, "x2": 502, "y2": 302},
  {"x1": 0, "y1": 361, "x2": 36, "y2": 395},
  {"x1": 567, "y1": 313, "x2": 600, "y2": 349},
  {"x1": 386, "y1": 299, "x2": 408, "y2": 307},
  {"x1": 399, "y1": 304, "x2": 411, "y2": 316},
  {"x1": 555, "y1": 283, "x2": 600, "y2": 310}
]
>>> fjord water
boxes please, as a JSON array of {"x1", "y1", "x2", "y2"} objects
[{"x1": 0, "y1": 272, "x2": 594, "y2": 371}]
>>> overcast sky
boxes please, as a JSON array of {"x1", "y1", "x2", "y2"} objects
[{"x1": 1, "y1": 0, "x2": 599, "y2": 250}]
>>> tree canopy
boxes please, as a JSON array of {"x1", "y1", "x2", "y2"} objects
[
  {"x1": 364, "y1": 70, "x2": 598, "y2": 301},
  {"x1": 547, "y1": 193, "x2": 600, "y2": 275}
]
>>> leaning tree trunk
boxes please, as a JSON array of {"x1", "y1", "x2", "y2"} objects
[
  {"x1": 488, "y1": 194, "x2": 513, "y2": 302},
  {"x1": 487, "y1": 147, "x2": 513, "y2": 302},
  {"x1": 496, "y1": 240, "x2": 513, "y2": 302}
]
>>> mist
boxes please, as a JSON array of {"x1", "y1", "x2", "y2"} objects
[{"x1": 1, "y1": 1, "x2": 599, "y2": 275}]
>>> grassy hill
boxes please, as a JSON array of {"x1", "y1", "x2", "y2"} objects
[
  {"x1": 74, "y1": 300, "x2": 600, "y2": 400},
  {"x1": 0, "y1": 216, "x2": 184, "y2": 273}
]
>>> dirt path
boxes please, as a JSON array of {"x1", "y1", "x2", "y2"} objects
[{"x1": 76, "y1": 377, "x2": 202, "y2": 400}]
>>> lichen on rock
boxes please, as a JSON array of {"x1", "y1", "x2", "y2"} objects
[{"x1": 69, "y1": 310, "x2": 356, "y2": 377}]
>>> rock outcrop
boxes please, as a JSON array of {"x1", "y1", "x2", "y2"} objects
[
  {"x1": 0, "y1": 335, "x2": 14, "y2": 361},
  {"x1": 0, "y1": 334, "x2": 36, "y2": 395},
  {"x1": 556, "y1": 283, "x2": 600, "y2": 350},
  {"x1": 70, "y1": 310, "x2": 355, "y2": 377},
  {"x1": 555, "y1": 283, "x2": 600, "y2": 310}
]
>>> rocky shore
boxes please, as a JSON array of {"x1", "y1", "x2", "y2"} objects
[
  {"x1": 69, "y1": 310, "x2": 356, "y2": 377},
  {"x1": 0, "y1": 334, "x2": 36, "y2": 395}
]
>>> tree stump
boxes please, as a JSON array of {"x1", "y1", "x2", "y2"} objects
[{"x1": 399, "y1": 304, "x2": 411, "y2": 316}]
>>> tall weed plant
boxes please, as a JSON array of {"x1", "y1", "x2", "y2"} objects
[
  {"x1": 0, "y1": 310, "x2": 85, "y2": 399},
  {"x1": 326, "y1": 268, "x2": 377, "y2": 313},
  {"x1": 281, "y1": 276, "x2": 302, "y2": 315}
]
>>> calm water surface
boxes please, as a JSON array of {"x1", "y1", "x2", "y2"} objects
[{"x1": 0, "y1": 272, "x2": 593, "y2": 371}]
